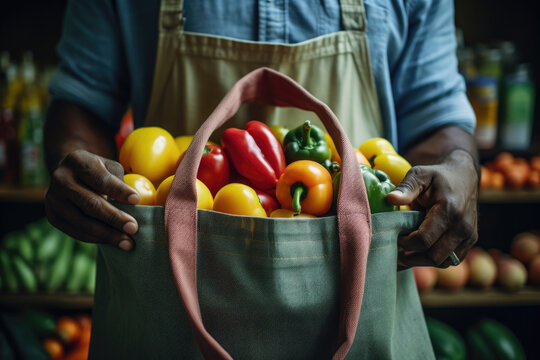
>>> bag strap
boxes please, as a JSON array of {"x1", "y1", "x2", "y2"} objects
[{"x1": 165, "y1": 67, "x2": 372, "y2": 359}]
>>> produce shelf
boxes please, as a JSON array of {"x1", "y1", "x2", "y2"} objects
[
  {"x1": 0, "y1": 185, "x2": 48, "y2": 202},
  {"x1": 420, "y1": 287, "x2": 540, "y2": 308},
  {"x1": 478, "y1": 189, "x2": 540, "y2": 203},
  {"x1": 0, "y1": 293, "x2": 93, "y2": 309}
]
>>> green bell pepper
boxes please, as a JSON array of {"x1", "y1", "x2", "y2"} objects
[
  {"x1": 283, "y1": 120, "x2": 331, "y2": 164},
  {"x1": 332, "y1": 164, "x2": 398, "y2": 214}
]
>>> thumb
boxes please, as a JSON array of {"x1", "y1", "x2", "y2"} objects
[{"x1": 385, "y1": 167, "x2": 430, "y2": 205}]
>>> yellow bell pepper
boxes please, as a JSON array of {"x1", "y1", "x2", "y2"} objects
[
  {"x1": 358, "y1": 137, "x2": 396, "y2": 162},
  {"x1": 213, "y1": 183, "x2": 267, "y2": 217},
  {"x1": 269, "y1": 209, "x2": 317, "y2": 218},
  {"x1": 269, "y1": 125, "x2": 289, "y2": 145},
  {"x1": 372, "y1": 153, "x2": 411, "y2": 186},
  {"x1": 155, "y1": 175, "x2": 213, "y2": 210},
  {"x1": 120, "y1": 127, "x2": 180, "y2": 185}
]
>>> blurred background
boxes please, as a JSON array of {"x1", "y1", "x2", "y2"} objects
[{"x1": 1, "y1": 0, "x2": 539, "y2": 359}]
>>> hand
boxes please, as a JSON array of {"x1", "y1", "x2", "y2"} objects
[
  {"x1": 386, "y1": 149, "x2": 479, "y2": 268},
  {"x1": 45, "y1": 149, "x2": 140, "y2": 250}
]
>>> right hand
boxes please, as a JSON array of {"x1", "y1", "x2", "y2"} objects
[{"x1": 45, "y1": 149, "x2": 140, "y2": 251}]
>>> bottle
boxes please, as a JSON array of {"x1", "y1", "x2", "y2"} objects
[
  {"x1": 500, "y1": 64, "x2": 536, "y2": 150},
  {"x1": 18, "y1": 53, "x2": 48, "y2": 187},
  {"x1": 467, "y1": 76, "x2": 499, "y2": 150},
  {"x1": 0, "y1": 55, "x2": 22, "y2": 185}
]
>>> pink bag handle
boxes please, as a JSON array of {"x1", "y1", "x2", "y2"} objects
[{"x1": 165, "y1": 67, "x2": 372, "y2": 359}]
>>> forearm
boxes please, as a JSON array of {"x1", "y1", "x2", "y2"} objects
[{"x1": 44, "y1": 100, "x2": 118, "y2": 173}]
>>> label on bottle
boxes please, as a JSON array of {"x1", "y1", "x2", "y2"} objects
[
  {"x1": 501, "y1": 83, "x2": 535, "y2": 150},
  {"x1": 21, "y1": 141, "x2": 46, "y2": 186}
]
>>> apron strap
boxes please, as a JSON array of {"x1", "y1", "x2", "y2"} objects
[
  {"x1": 340, "y1": 0, "x2": 367, "y2": 32},
  {"x1": 166, "y1": 67, "x2": 372, "y2": 359}
]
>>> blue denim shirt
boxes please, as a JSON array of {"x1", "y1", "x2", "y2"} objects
[{"x1": 49, "y1": 0, "x2": 475, "y2": 150}]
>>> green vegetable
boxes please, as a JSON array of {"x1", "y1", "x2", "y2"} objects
[
  {"x1": 332, "y1": 165, "x2": 398, "y2": 214},
  {"x1": 283, "y1": 120, "x2": 331, "y2": 164},
  {"x1": 22, "y1": 310, "x2": 56, "y2": 338},
  {"x1": 36, "y1": 229, "x2": 64, "y2": 264},
  {"x1": 0, "y1": 312, "x2": 50, "y2": 360},
  {"x1": 66, "y1": 252, "x2": 93, "y2": 292},
  {"x1": 11, "y1": 255, "x2": 37, "y2": 292},
  {"x1": 45, "y1": 235, "x2": 75, "y2": 291},
  {"x1": 425, "y1": 317, "x2": 467, "y2": 360},
  {"x1": 0, "y1": 252, "x2": 19, "y2": 292},
  {"x1": 3, "y1": 231, "x2": 34, "y2": 264},
  {"x1": 467, "y1": 318, "x2": 525, "y2": 360}
]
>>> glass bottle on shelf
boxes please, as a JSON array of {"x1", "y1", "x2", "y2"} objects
[
  {"x1": 500, "y1": 64, "x2": 536, "y2": 150},
  {"x1": 18, "y1": 53, "x2": 48, "y2": 187},
  {"x1": 0, "y1": 55, "x2": 22, "y2": 185}
]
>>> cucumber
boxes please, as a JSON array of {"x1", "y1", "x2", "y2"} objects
[
  {"x1": 66, "y1": 252, "x2": 93, "y2": 292},
  {"x1": 0, "y1": 252, "x2": 19, "y2": 292},
  {"x1": 35, "y1": 230, "x2": 63, "y2": 264},
  {"x1": 467, "y1": 318, "x2": 526, "y2": 360},
  {"x1": 2, "y1": 231, "x2": 34, "y2": 264},
  {"x1": 86, "y1": 257, "x2": 97, "y2": 293},
  {"x1": 45, "y1": 235, "x2": 75, "y2": 292},
  {"x1": 425, "y1": 317, "x2": 467, "y2": 360},
  {"x1": 11, "y1": 255, "x2": 38, "y2": 292}
]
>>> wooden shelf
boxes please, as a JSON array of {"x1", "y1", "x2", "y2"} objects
[
  {"x1": 0, "y1": 185, "x2": 48, "y2": 202},
  {"x1": 420, "y1": 287, "x2": 540, "y2": 308},
  {"x1": 0, "y1": 293, "x2": 93, "y2": 309},
  {"x1": 479, "y1": 189, "x2": 540, "y2": 203}
]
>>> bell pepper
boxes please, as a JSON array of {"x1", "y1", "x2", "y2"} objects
[
  {"x1": 276, "y1": 160, "x2": 333, "y2": 216},
  {"x1": 372, "y1": 153, "x2": 411, "y2": 186},
  {"x1": 283, "y1": 120, "x2": 331, "y2": 164},
  {"x1": 221, "y1": 121, "x2": 286, "y2": 190},
  {"x1": 333, "y1": 165, "x2": 397, "y2": 214},
  {"x1": 358, "y1": 137, "x2": 396, "y2": 163},
  {"x1": 234, "y1": 176, "x2": 280, "y2": 216},
  {"x1": 213, "y1": 183, "x2": 267, "y2": 217},
  {"x1": 270, "y1": 209, "x2": 316, "y2": 218},
  {"x1": 321, "y1": 159, "x2": 341, "y2": 178},
  {"x1": 197, "y1": 144, "x2": 230, "y2": 196},
  {"x1": 269, "y1": 125, "x2": 289, "y2": 145}
]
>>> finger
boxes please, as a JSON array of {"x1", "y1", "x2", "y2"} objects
[
  {"x1": 51, "y1": 168, "x2": 138, "y2": 235},
  {"x1": 386, "y1": 166, "x2": 433, "y2": 206},
  {"x1": 46, "y1": 193, "x2": 134, "y2": 250},
  {"x1": 398, "y1": 203, "x2": 447, "y2": 251},
  {"x1": 63, "y1": 150, "x2": 139, "y2": 204}
]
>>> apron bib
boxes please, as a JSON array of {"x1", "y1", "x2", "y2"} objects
[{"x1": 144, "y1": 0, "x2": 383, "y2": 147}]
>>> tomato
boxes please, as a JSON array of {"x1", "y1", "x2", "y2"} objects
[
  {"x1": 119, "y1": 127, "x2": 180, "y2": 185},
  {"x1": 156, "y1": 175, "x2": 213, "y2": 210},
  {"x1": 213, "y1": 183, "x2": 267, "y2": 217},
  {"x1": 124, "y1": 174, "x2": 157, "y2": 205}
]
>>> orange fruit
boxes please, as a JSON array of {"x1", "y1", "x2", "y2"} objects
[
  {"x1": 43, "y1": 338, "x2": 64, "y2": 360},
  {"x1": 56, "y1": 316, "x2": 82, "y2": 345}
]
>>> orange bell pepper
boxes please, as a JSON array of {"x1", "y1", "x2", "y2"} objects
[{"x1": 276, "y1": 160, "x2": 333, "y2": 216}]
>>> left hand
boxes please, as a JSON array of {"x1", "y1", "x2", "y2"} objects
[{"x1": 386, "y1": 149, "x2": 479, "y2": 269}]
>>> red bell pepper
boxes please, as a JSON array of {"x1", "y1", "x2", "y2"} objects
[
  {"x1": 197, "y1": 145, "x2": 230, "y2": 196},
  {"x1": 221, "y1": 121, "x2": 286, "y2": 190}
]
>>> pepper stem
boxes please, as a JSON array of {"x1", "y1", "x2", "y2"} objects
[
  {"x1": 202, "y1": 145, "x2": 211, "y2": 155},
  {"x1": 301, "y1": 120, "x2": 314, "y2": 148},
  {"x1": 292, "y1": 186, "x2": 304, "y2": 214}
]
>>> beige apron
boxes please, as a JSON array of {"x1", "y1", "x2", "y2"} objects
[{"x1": 145, "y1": 0, "x2": 383, "y2": 147}]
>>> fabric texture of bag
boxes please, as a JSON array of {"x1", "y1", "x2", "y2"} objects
[{"x1": 89, "y1": 68, "x2": 434, "y2": 359}]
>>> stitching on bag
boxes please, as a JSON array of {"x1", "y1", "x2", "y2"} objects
[
  {"x1": 197, "y1": 231, "x2": 336, "y2": 244},
  {"x1": 197, "y1": 247, "x2": 334, "y2": 261}
]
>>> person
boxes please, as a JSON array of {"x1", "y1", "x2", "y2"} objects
[{"x1": 44, "y1": 0, "x2": 479, "y2": 268}]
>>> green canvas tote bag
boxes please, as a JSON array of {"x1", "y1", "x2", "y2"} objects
[{"x1": 89, "y1": 68, "x2": 434, "y2": 359}]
